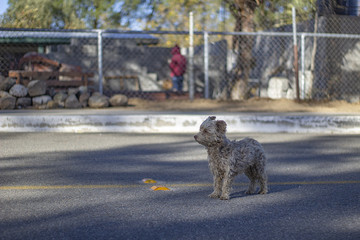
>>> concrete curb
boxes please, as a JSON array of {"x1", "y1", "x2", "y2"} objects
[{"x1": 1, "y1": 112, "x2": 360, "y2": 133}]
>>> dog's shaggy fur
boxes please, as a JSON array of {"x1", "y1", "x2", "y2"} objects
[{"x1": 194, "y1": 116, "x2": 268, "y2": 200}]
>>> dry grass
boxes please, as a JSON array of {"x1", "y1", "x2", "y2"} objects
[{"x1": 125, "y1": 97, "x2": 360, "y2": 113}]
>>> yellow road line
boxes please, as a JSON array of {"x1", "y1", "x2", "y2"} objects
[
  {"x1": 267, "y1": 180, "x2": 360, "y2": 186},
  {"x1": 168, "y1": 183, "x2": 213, "y2": 188},
  {"x1": 169, "y1": 180, "x2": 360, "y2": 188},
  {"x1": 0, "y1": 184, "x2": 139, "y2": 190},
  {"x1": 0, "y1": 180, "x2": 359, "y2": 190}
]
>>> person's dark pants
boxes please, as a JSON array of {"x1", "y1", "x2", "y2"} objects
[{"x1": 172, "y1": 76, "x2": 184, "y2": 92}]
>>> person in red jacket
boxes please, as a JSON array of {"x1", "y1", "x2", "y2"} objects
[{"x1": 169, "y1": 45, "x2": 187, "y2": 92}]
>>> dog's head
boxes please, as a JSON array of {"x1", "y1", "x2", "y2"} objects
[{"x1": 194, "y1": 116, "x2": 227, "y2": 147}]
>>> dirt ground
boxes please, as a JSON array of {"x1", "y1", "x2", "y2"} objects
[{"x1": 126, "y1": 97, "x2": 360, "y2": 113}]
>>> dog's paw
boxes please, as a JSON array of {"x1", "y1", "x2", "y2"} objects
[
  {"x1": 258, "y1": 190, "x2": 268, "y2": 194},
  {"x1": 208, "y1": 192, "x2": 220, "y2": 199},
  {"x1": 245, "y1": 190, "x2": 255, "y2": 195},
  {"x1": 220, "y1": 194, "x2": 230, "y2": 200}
]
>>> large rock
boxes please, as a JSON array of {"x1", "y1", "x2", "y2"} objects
[
  {"x1": 16, "y1": 97, "x2": 32, "y2": 109},
  {"x1": 32, "y1": 95, "x2": 52, "y2": 107},
  {"x1": 9, "y1": 84, "x2": 28, "y2": 97},
  {"x1": 91, "y1": 92, "x2": 102, "y2": 97},
  {"x1": 67, "y1": 88, "x2": 79, "y2": 96},
  {"x1": 0, "y1": 95, "x2": 16, "y2": 110},
  {"x1": 27, "y1": 80, "x2": 46, "y2": 97},
  {"x1": 53, "y1": 92, "x2": 67, "y2": 108},
  {"x1": 88, "y1": 93, "x2": 109, "y2": 108},
  {"x1": 109, "y1": 94, "x2": 128, "y2": 107},
  {"x1": 46, "y1": 100, "x2": 59, "y2": 109},
  {"x1": 78, "y1": 86, "x2": 88, "y2": 95},
  {"x1": 0, "y1": 77, "x2": 16, "y2": 91},
  {"x1": 65, "y1": 94, "x2": 82, "y2": 108},
  {"x1": 79, "y1": 92, "x2": 90, "y2": 108},
  {"x1": 0, "y1": 90, "x2": 11, "y2": 98},
  {"x1": 53, "y1": 92, "x2": 68, "y2": 102}
]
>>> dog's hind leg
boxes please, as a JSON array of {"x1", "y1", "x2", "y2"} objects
[
  {"x1": 258, "y1": 171, "x2": 268, "y2": 194},
  {"x1": 245, "y1": 167, "x2": 257, "y2": 194},
  {"x1": 257, "y1": 156, "x2": 268, "y2": 194}
]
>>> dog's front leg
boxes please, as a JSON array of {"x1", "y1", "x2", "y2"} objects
[
  {"x1": 209, "y1": 173, "x2": 222, "y2": 198},
  {"x1": 220, "y1": 170, "x2": 235, "y2": 200}
]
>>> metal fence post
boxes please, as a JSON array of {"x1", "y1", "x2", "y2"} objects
[
  {"x1": 301, "y1": 33, "x2": 305, "y2": 99},
  {"x1": 97, "y1": 29, "x2": 103, "y2": 95},
  {"x1": 189, "y1": 12, "x2": 194, "y2": 100},
  {"x1": 204, "y1": 31, "x2": 209, "y2": 99},
  {"x1": 292, "y1": 7, "x2": 300, "y2": 101}
]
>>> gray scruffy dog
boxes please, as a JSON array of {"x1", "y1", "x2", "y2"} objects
[{"x1": 194, "y1": 116, "x2": 268, "y2": 200}]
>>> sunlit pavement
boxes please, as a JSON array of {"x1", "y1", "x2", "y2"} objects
[{"x1": 2, "y1": 109, "x2": 360, "y2": 133}]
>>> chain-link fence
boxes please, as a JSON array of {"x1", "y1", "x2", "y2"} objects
[{"x1": 2, "y1": 13, "x2": 360, "y2": 103}]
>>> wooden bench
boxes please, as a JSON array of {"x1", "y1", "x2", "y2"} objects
[{"x1": 8, "y1": 70, "x2": 94, "y2": 88}]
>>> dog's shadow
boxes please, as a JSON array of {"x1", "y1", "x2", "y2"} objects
[
  {"x1": 230, "y1": 191, "x2": 248, "y2": 199},
  {"x1": 230, "y1": 190, "x2": 266, "y2": 199},
  {"x1": 230, "y1": 185, "x2": 295, "y2": 199},
  {"x1": 230, "y1": 190, "x2": 263, "y2": 199}
]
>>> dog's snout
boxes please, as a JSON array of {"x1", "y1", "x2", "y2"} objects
[{"x1": 194, "y1": 135, "x2": 198, "y2": 140}]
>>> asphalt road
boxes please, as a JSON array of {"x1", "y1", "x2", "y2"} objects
[{"x1": 1, "y1": 133, "x2": 359, "y2": 240}]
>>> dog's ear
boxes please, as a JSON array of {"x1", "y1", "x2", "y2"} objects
[
  {"x1": 208, "y1": 116, "x2": 216, "y2": 120},
  {"x1": 216, "y1": 120, "x2": 227, "y2": 134}
]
